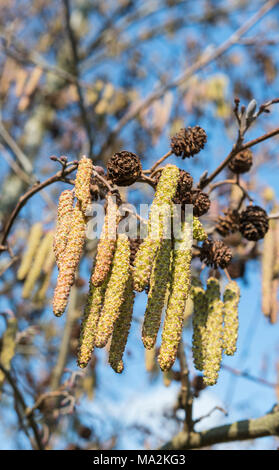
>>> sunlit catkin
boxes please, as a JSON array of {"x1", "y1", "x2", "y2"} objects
[
  {"x1": 261, "y1": 220, "x2": 274, "y2": 316},
  {"x1": 223, "y1": 281, "x2": 240, "y2": 356},
  {"x1": 158, "y1": 223, "x2": 192, "y2": 371},
  {"x1": 95, "y1": 234, "x2": 130, "y2": 348},
  {"x1": 108, "y1": 273, "x2": 135, "y2": 373},
  {"x1": 0, "y1": 316, "x2": 17, "y2": 388},
  {"x1": 133, "y1": 165, "x2": 179, "y2": 292},
  {"x1": 203, "y1": 277, "x2": 223, "y2": 386},
  {"x1": 75, "y1": 156, "x2": 93, "y2": 214},
  {"x1": 193, "y1": 217, "x2": 207, "y2": 241},
  {"x1": 53, "y1": 189, "x2": 74, "y2": 269},
  {"x1": 77, "y1": 279, "x2": 107, "y2": 368},
  {"x1": 17, "y1": 222, "x2": 43, "y2": 280},
  {"x1": 142, "y1": 239, "x2": 172, "y2": 349},
  {"x1": 91, "y1": 196, "x2": 118, "y2": 287},
  {"x1": 192, "y1": 283, "x2": 208, "y2": 371},
  {"x1": 53, "y1": 201, "x2": 87, "y2": 317},
  {"x1": 22, "y1": 231, "x2": 54, "y2": 299}
]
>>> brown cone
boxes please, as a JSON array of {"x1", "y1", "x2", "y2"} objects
[
  {"x1": 239, "y1": 205, "x2": 269, "y2": 241},
  {"x1": 200, "y1": 239, "x2": 232, "y2": 269},
  {"x1": 216, "y1": 209, "x2": 240, "y2": 237},
  {"x1": 170, "y1": 126, "x2": 207, "y2": 159},
  {"x1": 191, "y1": 190, "x2": 211, "y2": 217},
  {"x1": 107, "y1": 151, "x2": 142, "y2": 186},
  {"x1": 228, "y1": 149, "x2": 253, "y2": 174}
]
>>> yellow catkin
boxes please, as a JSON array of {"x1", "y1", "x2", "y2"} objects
[
  {"x1": 22, "y1": 231, "x2": 54, "y2": 299},
  {"x1": 145, "y1": 347, "x2": 157, "y2": 373},
  {"x1": 94, "y1": 234, "x2": 130, "y2": 348},
  {"x1": 17, "y1": 222, "x2": 43, "y2": 280},
  {"x1": 133, "y1": 165, "x2": 180, "y2": 292},
  {"x1": 262, "y1": 220, "x2": 274, "y2": 316},
  {"x1": 108, "y1": 272, "x2": 135, "y2": 373},
  {"x1": 91, "y1": 197, "x2": 118, "y2": 287},
  {"x1": 142, "y1": 239, "x2": 172, "y2": 349},
  {"x1": 203, "y1": 277, "x2": 223, "y2": 386},
  {"x1": 191, "y1": 283, "x2": 208, "y2": 371},
  {"x1": 0, "y1": 316, "x2": 17, "y2": 388},
  {"x1": 53, "y1": 189, "x2": 74, "y2": 269},
  {"x1": 74, "y1": 155, "x2": 93, "y2": 214},
  {"x1": 158, "y1": 223, "x2": 192, "y2": 371},
  {"x1": 193, "y1": 217, "x2": 207, "y2": 241},
  {"x1": 223, "y1": 281, "x2": 240, "y2": 356},
  {"x1": 77, "y1": 279, "x2": 107, "y2": 368},
  {"x1": 53, "y1": 201, "x2": 87, "y2": 317},
  {"x1": 35, "y1": 246, "x2": 56, "y2": 302}
]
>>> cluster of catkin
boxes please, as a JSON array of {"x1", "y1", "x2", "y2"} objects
[
  {"x1": 17, "y1": 222, "x2": 55, "y2": 302},
  {"x1": 133, "y1": 165, "x2": 207, "y2": 372},
  {"x1": 192, "y1": 277, "x2": 240, "y2": 385},
  {"x1": 52, "y1": 156, "x2": 93, "y2": 316}
]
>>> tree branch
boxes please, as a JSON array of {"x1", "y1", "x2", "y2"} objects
[{"x1": 161, "y1": 407, "x2": 279, "y2": 450}]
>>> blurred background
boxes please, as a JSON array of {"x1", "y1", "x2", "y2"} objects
[{"x1": 0, "y1": 0, "x2": 279, "y2": 450}]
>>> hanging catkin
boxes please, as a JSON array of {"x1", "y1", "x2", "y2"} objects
[
  {"x1": 203, "y1": 277, "x2": 223, "y2": 386},
  {"x1": 94, "y1": 234, "x2": 130, "y2": 348},
  {"x1": 34, "y1": 243, "x2": 56, "y2": 302},
  {"x1": 17, "y1": 222, "x2": 43, "y2": 280},
  {"x1": 193, "y1": 217, "x2": 207, "y2": 241},
  {"x1": 108, "y1": 272, "x2": 135, "y2": 373},
  {"x1": 223, "y1": 281, "x2": 240, "y2": 356},
  {"x1": 191, "y1": 282, "x2": 208, "y2": 371},
  {"x1": 158, "y1": 222, "x2": 192, "y2": 371},
  {"x1": 53, "y1": 189, "x2": 74, "y2": 269},
  {"x1": 261, "y1": 220, "x2": 274, "y2": 316},
  {"x1": 91, "y1": 196, "x2": 118, "y2": 287},
  {"x1": 22, "y1": 231, "x2": 54, "y2": 299},
  {"x1": 142, "y1": 239, "x2": 172, "y2": 349},
  {"x1": 0, "y1": 316, "x2": 17, "y2": 389},
  {"x1": 53, "y1": 201, "x2": 87, "y2": 316},
  {"x1": 133, "y1": 165, "x2": 180, "y2": 292},
  {"x1": 75, "y1": 156, "x2": 93, "y2": 214},
  {"x1": 77, "y1": 279, "x2": 107, "y2": 368}
]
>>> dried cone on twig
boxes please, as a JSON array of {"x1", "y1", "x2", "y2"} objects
[
  {"x1": 170, "y1": 126, "x2": 207, "y2": 159},
  {"x1": 239, "y1": 205, "x2": 269, "y2": 241},
  {"x1": 191, "y1": 190, "x2": 211, "y2": 217},
  {"x1": 107, "y1": 151, "x2": 142, "y2": 186},
  {"x1": 216, "y1": 209, "x2": 240, "y2": 237},
  {"x1": 228, "y1": 149, "x2": 253, "y2": 174},
  {"x1": 199, "y1": 239, "x2": 232, "y2": 269}
]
